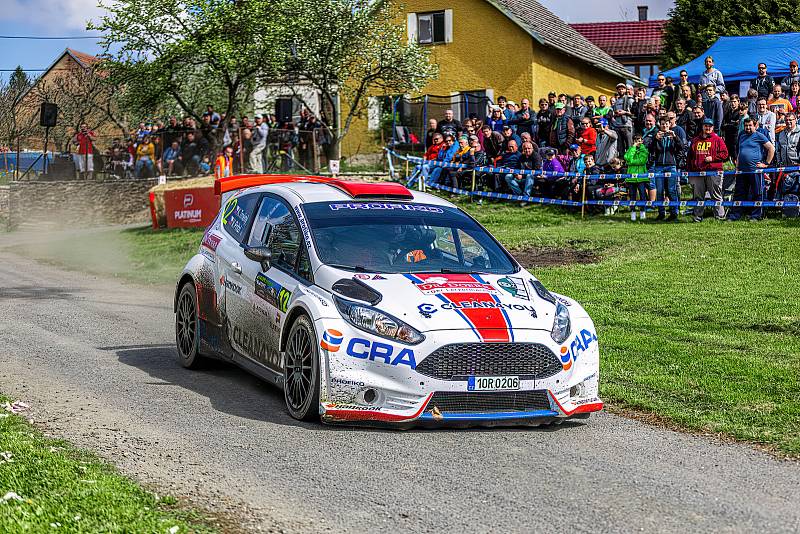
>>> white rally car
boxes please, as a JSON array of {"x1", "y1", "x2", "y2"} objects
[{"x1": 174, "y1": 175, "x2": 602, "y2": 426}]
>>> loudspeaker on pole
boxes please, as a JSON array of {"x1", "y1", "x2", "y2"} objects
[{"x1": 40, "y1": 102, "x2": 58, "y2": 127}]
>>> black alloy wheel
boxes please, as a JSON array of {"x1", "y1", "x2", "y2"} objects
[
  {"x1": 283, "y1": 314, "x2": 320, "y2": 421},
  {"x1": 176, "y1": 283, "x2": 205, "y2": 369}
]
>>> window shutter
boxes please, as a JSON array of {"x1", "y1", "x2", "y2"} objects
[
  {"x1": 407, "y1": 13, "x2": 418, "y2": 44},
  {"x1": 444, "y1": 9, "x2": 453, "y2": 43}
]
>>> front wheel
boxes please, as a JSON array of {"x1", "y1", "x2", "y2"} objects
[
  {"x1": 283, "y1": 315, "x2": 320, "y2": 421},
  {"x1": 175, "y1": 282, "x2": 206, "y2": 369}
]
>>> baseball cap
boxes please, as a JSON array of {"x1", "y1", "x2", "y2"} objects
[
  {"x1": 616, "y1": 82, "x2": 626, "y2": 88},
  {"x1": 502, "y1": 124, "x2": 512, "y2": 130},
  {"x1": 585, "y1": 95, "x2": 595, "y2": 102},
  {"x1": 548, "y1": 91, "x2": 557, "y2": 97},
  {"x1": 507, "y1": 101, "x2": 516, "y2": 107},
  {"x1": 468, "y1": 135, "x2": 479, "y2": 143},
  {"x1": 490, "y1": 105, "x2": 501, "y2": 111},
  {"x1": 554, "y1": 102, "x2": 565, "y2": 110},
  {"x1": 702, "y1": 118, "x2": 714, "y2": 125},
  {"x1": 791, "y1": 60, "x2": 798, "y2": 67},
  {"x1": 569, "y1": 143, "x2": 580, "y2": 151}
]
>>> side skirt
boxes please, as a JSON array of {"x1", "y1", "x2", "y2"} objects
[{"x1": 199, "y1": 318, "x2": 284, "y2": 390}]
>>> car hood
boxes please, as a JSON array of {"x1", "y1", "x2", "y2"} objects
[{"x1": 314, "y1": 268, "x2": 559, "y2": 336}]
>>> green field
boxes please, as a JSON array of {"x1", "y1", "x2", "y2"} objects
[
  {"x1": 9, "y1": 204, "x2": 800, "y2": 456},
  {"x1": 0, "y1": 396, "x2": 215, "y2": 533}
]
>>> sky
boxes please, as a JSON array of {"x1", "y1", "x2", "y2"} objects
[{"x1": 0, "y1": 0, "x2": 676, "y2": 75}]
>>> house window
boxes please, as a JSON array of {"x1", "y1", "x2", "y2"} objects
[{"x1": 417, "y1": 12, "x2": 446, "y2": 44}]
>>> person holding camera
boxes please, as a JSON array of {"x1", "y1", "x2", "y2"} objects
[
  {"x1": 646, "y1": 116, "x2": 685, "y2": 221},
  {"x1": 73, "y1": 123, "x2": 96, "y2": 179}
]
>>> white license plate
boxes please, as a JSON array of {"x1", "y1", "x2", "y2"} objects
[{"x1": 467, "y1": 376, "x2": 520, "y2": 391}]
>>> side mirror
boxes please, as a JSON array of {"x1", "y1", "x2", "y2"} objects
[{"x1": 244, "y1": 246, "x2": 272, "y2": 271}]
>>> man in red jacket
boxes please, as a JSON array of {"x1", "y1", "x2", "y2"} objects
[{"x1": 689, "y1": 118, "x2": 729, "y2": 221}]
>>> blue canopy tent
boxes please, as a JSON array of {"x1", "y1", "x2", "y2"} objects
[{"x1": 649, "y1": 32, "x2": 800, "y2": 87}]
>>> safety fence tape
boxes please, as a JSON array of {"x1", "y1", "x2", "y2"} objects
[{"x1": 385, "y1": 148, "x2": 800, "y2": 180}]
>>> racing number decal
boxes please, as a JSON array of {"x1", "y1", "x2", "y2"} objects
[
  {"x1": 222, "y1": 197, "x2": 237, "y2": 225},
  {"x1": 277, "y1": 288, "x2": 291, "y2": 313}
]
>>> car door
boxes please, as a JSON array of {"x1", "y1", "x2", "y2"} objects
[
  {"x1": 240, "y1": 195, "x2": 311, "y2": 373},
  {"x1": 216, "y1": 192, "x2": 261, "y2": 360}
]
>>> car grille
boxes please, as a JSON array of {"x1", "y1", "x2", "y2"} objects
[
  {"x1": 426, "y1": 390, "x2": 552, "y2": 414},
  {"x1": 416, "y1": 343, "x2": 563, "y2": 380}
]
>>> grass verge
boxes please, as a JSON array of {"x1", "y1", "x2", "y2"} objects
[{"x1": 0, "y1": 395, "x2": 215, "y2": 533}]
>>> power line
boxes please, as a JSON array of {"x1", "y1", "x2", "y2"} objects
[{"x1": 0, "y1": 35, "x2": 100, "y2": 40}]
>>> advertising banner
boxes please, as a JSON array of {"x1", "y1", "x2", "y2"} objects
[{"x1": 165, "y1": 187, "x2": 219, "y2": 228}]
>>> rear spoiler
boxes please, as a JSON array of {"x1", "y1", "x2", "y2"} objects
[
  {"x1": 214, "y1": 174, "x2": 332, "y2": 195},
  {"x1": 214, "y1": 174, "x2": 414, "y2": 200}
]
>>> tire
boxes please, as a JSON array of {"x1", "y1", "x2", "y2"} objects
[
  {"x1": 175, "y1": 282, "x2": 206, "y2": 369},
  {"x1": 283, "y1": 314, "x2": 321, "y2": 421}
]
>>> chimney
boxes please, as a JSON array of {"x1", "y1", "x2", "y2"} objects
[{"x1": 637, "y1": 5, "x2": 648, "y2": 21}]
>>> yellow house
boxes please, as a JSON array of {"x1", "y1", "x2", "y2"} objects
[{"x1": 342, "y1": 0, "x2": 638, "y2": 159}]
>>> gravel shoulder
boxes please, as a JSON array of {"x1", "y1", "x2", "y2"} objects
[{"x1": 0, "y1": 238, "x2": 798, "y2": 533}]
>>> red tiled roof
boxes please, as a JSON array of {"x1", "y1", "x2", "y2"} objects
[
  {"x1": 570, "y1": 20, "x2": 666, "y2": 58},
  {"x1": 66, "y1": 48, "x2": 102, "y2": 67}
]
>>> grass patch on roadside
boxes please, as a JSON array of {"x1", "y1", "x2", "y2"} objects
[{"x1": 0, "y1": 396, "x2": 215, "y2": 533}]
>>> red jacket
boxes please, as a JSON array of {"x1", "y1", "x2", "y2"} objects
[
  {"x1": 689, "y1": 132, "x2": 729, "y2": 172},
  {"x1": 424, "y1": 143, "x2": 441, "y2": 160},
  {"x1": 577, "y1": 126, "x2": 596, "y2": 155}
]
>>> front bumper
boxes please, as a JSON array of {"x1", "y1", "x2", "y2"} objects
[{"x1": 315, "y1": 319, "x2": 602, "y2": 427}]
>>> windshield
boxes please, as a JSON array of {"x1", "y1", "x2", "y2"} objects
[{"x1": 302, "y1": 201, "x2": 517, "y2": 274}]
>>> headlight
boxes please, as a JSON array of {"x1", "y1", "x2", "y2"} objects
[
  {"x1": 550, "y1": 301, "x2": 571, "y2": 344},
  {"x1": 334, "y1": 296, "x2": 425, "y2": 345}
]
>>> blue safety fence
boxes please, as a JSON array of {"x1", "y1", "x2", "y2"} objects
[
  {"x1": 395, "y1": 152, "x2": 800, "y2": 180},
  {"x1": 384, "y1": 148, "x2": 800, "y2": 209}
]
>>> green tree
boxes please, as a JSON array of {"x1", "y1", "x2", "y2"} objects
[
  {"x1": 0, "y1": 66, "x2": 36, "y2": 152},
  {"x1": 90, "y1": 0, "x2": 292, "y2": 148},
  {"x1": 661, "y1": 0, "x2": 798, "y2": 69},
  {"x1": 275, "y1": 0, "x2": 437, "y2": 161}
]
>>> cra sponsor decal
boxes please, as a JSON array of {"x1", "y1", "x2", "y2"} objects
[
  {"x1": 293, "y1": 205, "x2": 314, "y2": 252},
  {"x1": 201, "y1": 231, "x2": 222, "y2": 252},
  {"x1": 346, "y1": 338, "x2": 417, "y2": 369},
  {"x1": 232, "y1": 325, "x2": 280, "y2": 367},
  {"x1": 254, "y1": 273, "x2": 291, "y2": 312},
  {"x1": 496, "y1": 276, "x2": 529, "y2": 300},
  {"x1": 405, "y1": 275, "x2": 497, "y2": 295},
  {"x1": 320, "y1": 329, "x2": 343, "y2": 352},
  {"x1": 419, "y1": 300, "x2": 535, "y2": 316},
  {"x1": 329, "y1": 203, "x2": 443, "y2": 213},
  {"x1": 220, "y1": 275, "x2": 242, "y2": 295},
  {"x1": 559, "y1": 329, "x2": 598, "y2": 371},
  {"x1": 353, "y1": 274, "x2": 387, "y2": 281}
]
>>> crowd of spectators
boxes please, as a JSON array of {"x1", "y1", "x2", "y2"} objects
[
  {"x1": 418, "y1": 57, "x2": 800, "y2": 222},
  {"x1": 72, "y1": 105, "x2": 332, "y2": 180}
]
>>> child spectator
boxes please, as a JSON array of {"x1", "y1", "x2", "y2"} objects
[
  {"x1": 214, "y1": 145, "x2": 235, "y2": 179},
  {"x1": 199, "y1": 155, "x2": 212, "y2": 175},
  {"x1": 576, "y1": 117, "x2": 596, "y2": 155},
  {"x1": 624, "y1": 134, "x2": 650, "y2": 220},
  {"x1": 135, "y1": 134, "x2": 155, "y2": 178}
]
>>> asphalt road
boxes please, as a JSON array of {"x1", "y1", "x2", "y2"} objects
[{"x1": 0, "y1": 240, "x2": 798, "y2": 533}]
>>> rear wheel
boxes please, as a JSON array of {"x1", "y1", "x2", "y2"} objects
[
  {"x1": 176, "y1": 283, "x2": 205, "y2": 369},
  {"x1": 283, "y1": 315, "x2": 320, "y2": 421}
]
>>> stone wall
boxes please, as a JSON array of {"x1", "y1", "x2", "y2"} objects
[{"x1": 5, "y1": 179, "x2": 157, "y2": 230}]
